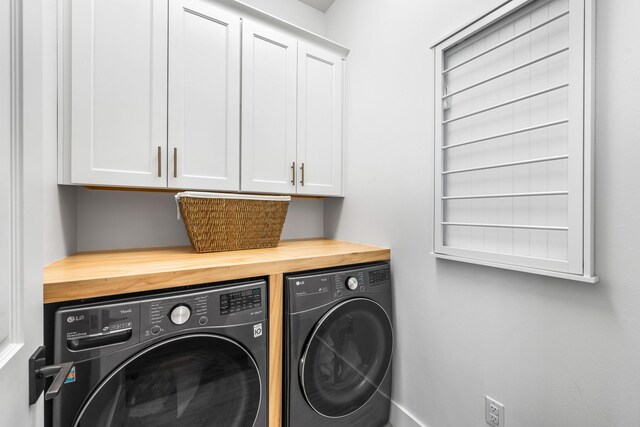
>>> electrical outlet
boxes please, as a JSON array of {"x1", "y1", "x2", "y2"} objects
[
  {"x1": 488, "y1": 413, "x2": 499, "y2": 424},
  {"x1": 489, "y1": 403, "x2": 500, "y2": 416},
  {"x1": 485, "y1": 396, "x2": 504, "y2": 426}
]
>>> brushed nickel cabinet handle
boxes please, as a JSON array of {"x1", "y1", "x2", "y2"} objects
[
  {"x1": 291, "y1": 161, "x2": 296, "y2": 185},
  {"x1": 173, "y1": 147, "x2": 177, "y2": 178},
  {"x1": 157, "y1": 146, "x2": 162, "y2": 177},
  {"x1": 300, "y1": 163, "x2": 305, "y2": 186}
]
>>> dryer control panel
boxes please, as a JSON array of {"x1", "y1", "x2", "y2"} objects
[{"x1": 286, "y1": 263, "x2": 391, "y2": 314}]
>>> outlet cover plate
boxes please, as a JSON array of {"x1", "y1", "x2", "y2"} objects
[{"x1": 485, "y1": 396, "x2": 505, "y2": 426}]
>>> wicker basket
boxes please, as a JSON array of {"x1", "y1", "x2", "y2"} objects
[{"x1": 175, "y1": 192, "x2": 291, "y2": 253}]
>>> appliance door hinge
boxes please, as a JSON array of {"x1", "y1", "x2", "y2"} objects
[{"x1": 28, "y1": 346, "x2": 74, "y2": 405}]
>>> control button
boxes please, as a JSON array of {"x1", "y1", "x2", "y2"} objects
[
  {"x1": 150, "y1": 325, "x2": 161, "y2": 335},
  {"x1": 199, "y1": 316, "x2": 208, "y2": 326},
  {"x1": 360, "y1": 286, "x2": 365, "y2": 292},
  {"x1": 346, "y1": 276, "x2": 359, "y2": 291},
  {"x1": 336, "y1": 290, "x2": 343, "y2": 297},
  {"x1": 170, "y1": 304, "x2": 191, "y2": 325}
]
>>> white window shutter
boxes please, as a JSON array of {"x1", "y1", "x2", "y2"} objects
[{"x1": 432, "y1": 0, "x2": 596, "y2": 283}]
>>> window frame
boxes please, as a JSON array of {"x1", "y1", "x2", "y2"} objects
[{"x1": 431, "y1": 0, "x2": 596, "y2": 283}]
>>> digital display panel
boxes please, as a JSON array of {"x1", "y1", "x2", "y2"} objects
[{"x1": 220, "y1": 288, "x2": 261, "y2": 315}]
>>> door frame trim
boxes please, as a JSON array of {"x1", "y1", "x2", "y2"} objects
[{"x1": 0, "y1": 0, "x2": 25, "y2": 368}]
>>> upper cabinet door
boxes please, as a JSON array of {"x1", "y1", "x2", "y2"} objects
[
  {"x1": 70, "y1": 0, "x2": 168, "y2": 187},
  {"x1": 168, "y1": 0, "x2": 240, "y2": 191},
  {"x1": 296, "y1": 42, "x2": 344, "y2": 196},
  {"x1": 241, "y1": 20, "x2": 298, "y2": 194}
]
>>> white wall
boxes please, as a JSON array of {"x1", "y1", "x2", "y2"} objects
[
  {"x1": 42, "y1": 0, "x2": 76, "y2": 266},
  {"x1": 43, "y1": 0, "x2": 327, "y2": 259},
  {"x1": 76, "y1": 189, "x2": 324, "y2": 251},
  {"x1": 243, "y1": 0, "x2": 325, "y2": 34},
  {"x1": 325, "y1": 1, "x2": 640, "y2": 426}
]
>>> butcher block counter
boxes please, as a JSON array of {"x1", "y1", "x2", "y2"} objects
[{"x1": 43, "y1": 238, "x2": 391, "y2": 427}]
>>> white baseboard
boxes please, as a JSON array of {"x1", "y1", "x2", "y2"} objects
[{"x1": 389, "y1": 400, "x2": 426, "y2": 427}]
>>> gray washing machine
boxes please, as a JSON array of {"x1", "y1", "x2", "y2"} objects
[
  {"x1": 285, "y1": 262, "x2": 393, "y2": 427},
  {"x1": 52, "y1": 280, "x2": 268, "y2": 427}
]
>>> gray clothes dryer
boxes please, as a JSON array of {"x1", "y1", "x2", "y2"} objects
[
  {"x1": 285, "y1": 262, "x2": 393, "y2": 427},
  {"x1": 52, "y1": 281, "x2": 268, "y2": 427}
]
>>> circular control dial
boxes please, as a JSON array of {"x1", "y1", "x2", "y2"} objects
[
  {"x1": 346, "y1": 276, "x2": 359, "y2": 291},
  {"x1": 170, "y1": 304, "x2": 191, "y2": 325}
]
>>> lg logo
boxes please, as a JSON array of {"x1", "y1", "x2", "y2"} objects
[{"x1": 66, "y1": 315, "x2": 84, "y2": 323}]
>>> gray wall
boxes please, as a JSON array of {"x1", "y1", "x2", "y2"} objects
[
  {"x1": 43, "y1": 0, "x2": 327, "y2": 262},
  {"x1": 325, "y1": 0, "x2": 640, "y2": 426}
]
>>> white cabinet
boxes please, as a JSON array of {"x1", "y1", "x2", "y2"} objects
[
  {"x1": 69, "y1": 0, "x2": 168, "y2": 187},
  {"x1": 296, "y1": 42, "x2": 344, "y2": 196},
  {"x1": 241, "y1": 20, "x2": 298, "y2": 194},
  {"x1": 168, "y1": 0, "x2": 241, "y2": 191},
  {"x1": 241, "y1": 27, "x2": 345, "y2": 196},
  {"x1": 60, "y1": 0, "x2": 348, "y2": 196}
]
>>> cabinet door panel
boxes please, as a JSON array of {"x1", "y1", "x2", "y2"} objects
[
  {"x1": 297, "y1": 42, "x2": 343, "y2": 196},
  {"x1": 169, "y1": 0, "x2": 240, "y2": 190},
  {"x1": 71, "y1": 0, "x2": 168, "y2": 187},
  {"x1": 241, "y1": 20, "x2": 297, "y2": 194}
]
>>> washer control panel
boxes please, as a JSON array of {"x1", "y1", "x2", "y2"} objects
[
  {"x1": 287, "y1": 263, "x2": 391, "y2": 314},
  {"x1": 139, "y1": 293, "x2": 207, "y2": 342},
  {"x1": 220, "y1": 287, "x2": 262, "y2": 315},
  {"x1": 55, "y1": 280, "x2": 266, "y2": 362},
  {"x1": 58, "y1": 301, "x2": 139, "y2": 352},
  {"x1": 334, "y1": 270, "x2": 366, "y2": 296},
  {"x1": 139, "y1": 281, "x2": 265, "y2": 342}
]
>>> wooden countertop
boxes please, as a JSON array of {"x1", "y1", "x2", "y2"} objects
[{"x1": 44, "y1": 239, "x2": 390, "y2": 303}]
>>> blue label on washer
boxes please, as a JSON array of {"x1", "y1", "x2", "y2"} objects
[{"x1": 64, "y1": 366, "x2": 76, "y2": 384}]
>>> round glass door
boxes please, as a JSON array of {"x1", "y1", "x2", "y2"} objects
[
  {"x1": 74, "y1": 334, "x2": 261, "y2": 427},
  {"x1": 300, "y1": 298, "x2": 393, "y2": 418}
]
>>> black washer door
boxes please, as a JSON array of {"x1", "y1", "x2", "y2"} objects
[
  {"x1": 74, "y1": 334, "x2": 261, "y2": 427},
  {"x1": 300, "y1": 298, "x2": 393, "y2": 418}
]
